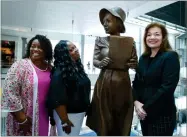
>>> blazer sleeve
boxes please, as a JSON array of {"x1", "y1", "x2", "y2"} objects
[
  {"x1": 131, "y1": 42, "x2": 138, "y2": 61},
  {"x1": 46, "y1": 68, "x2": 68, "y2": 111},
  {"x1": 143, "y1": 52, "x2": 180, "y2": 111},
  {"x1": 129, "y1": 42, "x2": 138, "y2": 69},
  {"x1": 132, "y1": 73, "x2": 140, "y2": 101},
  {"x1": 1, "y1": 60, "x2": 25, "y2": 112},
  {"x1": 132, "y1": 56, "x2": 143, "y2": 102}
]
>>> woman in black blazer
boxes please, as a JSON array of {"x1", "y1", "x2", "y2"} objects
[{"x1": 132, "y1": 22, "x2": 180, "y2": 136}]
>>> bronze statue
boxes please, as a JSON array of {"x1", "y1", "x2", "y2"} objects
[{"x1": 86, "y1": 7, "x2": 138, "y2": 136}]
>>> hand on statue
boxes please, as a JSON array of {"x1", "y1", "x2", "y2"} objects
[
  {"x1": 99, "y1": 57, "x2": 112, "y2": 68},
  {"x1": 127, "y1": 58, "x2": 138, "y2": 69}
]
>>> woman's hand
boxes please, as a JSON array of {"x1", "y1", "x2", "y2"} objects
[
  {"x1": 98, "y1": 57, "x2": 112, "y2": 68},
  {"x1": 18, "y1": 116, "x2": 32, "y2": 135},
  {"x1": 62, "y1": 119, "x2": 74, "y2": 134},
  {"x1": 55, "y1": 105, "x2": 74, "y2": 134},
  {"x1": 127, "y1": 58, "x2": 138, "y2": 69},
  {"x1": 134, "y1": 101, "x2": 147, "y2": 120},
  {"x1": 11, "y1": 111, "x2": 32, "y2": 135}
]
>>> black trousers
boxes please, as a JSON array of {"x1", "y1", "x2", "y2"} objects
[{"x1": 140, "y1": 114, "x2": 176, "y2": 136}]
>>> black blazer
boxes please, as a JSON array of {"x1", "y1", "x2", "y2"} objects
[{"x1": 132, "y1": 50, "x2": 180, "y2": 118}]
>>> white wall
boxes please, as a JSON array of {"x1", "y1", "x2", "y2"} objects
[
  {"x1": 176, "y1": 96, "x2": 187, "y2": 109},
  {"x1": 168, "y1": 33, "x2": 176, "y2": 49},
  {"x1": 2, "y1": 28, "x2": 83, "y2": 59}
]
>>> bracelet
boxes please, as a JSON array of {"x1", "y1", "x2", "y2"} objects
[
  {"x1": 62, "y1": 123, "x2": 68, "y2": 127},
  {"x1": 61, "y1": 120, "x2": 69, "y2": 127},
  {"x1": 18, "y1": 118, "x2": 28, "y2": 125}
]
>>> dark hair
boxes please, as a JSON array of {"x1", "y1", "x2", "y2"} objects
[
  {"x1": 24, "y1": 34, "x2": 53, "y2": 64},
  {"x1": 143, "y1": 22, "x2": 173, "y2": 56},
  {"x1": 52, "y1": 40, "x2": 87, "y2": 81}
]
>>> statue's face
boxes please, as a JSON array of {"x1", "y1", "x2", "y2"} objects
[{"x1": 102, "y1": 13, "x2": 119, "y2": 35}]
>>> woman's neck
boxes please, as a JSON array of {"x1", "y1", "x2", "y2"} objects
[
  {"x1": 31, "y1": 59, "x2": 47, "y2": 69},
  {"x1": 151, "y1": 48, "x2": 160, "y2": 57}
]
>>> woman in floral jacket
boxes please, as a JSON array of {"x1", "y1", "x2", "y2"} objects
[{"x1": 1, "y1": 35, "x2": 53, "y2": 136}]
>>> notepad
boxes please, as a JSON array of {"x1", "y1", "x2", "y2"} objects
[{"x1": 108, "y1": 36, "x2": 134, "y2": 69}]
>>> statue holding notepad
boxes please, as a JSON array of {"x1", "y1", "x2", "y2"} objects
[{"x1": 86, "y1": 7, "x2": 138, "y2": 136}]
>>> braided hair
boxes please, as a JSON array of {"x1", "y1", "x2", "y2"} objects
[{"x1": 52, "y1": 40, "x2": 87, "y2": 81}]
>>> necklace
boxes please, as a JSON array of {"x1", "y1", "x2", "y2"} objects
[
  {"x1": 30, "y1": 60, "x2": 48, "y2": 72},
  {"x1": 34, "y1": 64, "x2": 48, "y2": 72}
]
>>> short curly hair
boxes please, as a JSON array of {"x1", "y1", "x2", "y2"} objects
[{"x1": 24, "y1": 34, "x2": 53, "y2": 64}]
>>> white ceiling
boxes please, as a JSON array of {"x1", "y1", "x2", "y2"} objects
[{"x1": 1, "y1": 0, "x2": 177, "y2": 35}]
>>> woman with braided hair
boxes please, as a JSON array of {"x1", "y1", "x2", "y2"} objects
[{"x1": 46, "y1": 40, "x2": 91, "y2": 136}]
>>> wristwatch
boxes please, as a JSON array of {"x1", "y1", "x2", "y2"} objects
[{"x1": 61, "y1": 121, "x2": 68, "y2": 127}]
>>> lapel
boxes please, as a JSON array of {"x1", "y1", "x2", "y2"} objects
[{"x1": 142, "y1": 50, "x2": 163, "y2": 78}]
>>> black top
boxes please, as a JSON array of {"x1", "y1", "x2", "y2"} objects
[
  {"x1": 148, "y1": 57, "x2": 154, "y2": 66},
  {"x1": 46, "y1": 67, "x2": 91, "y2": 114},
  {"x1": 132, "y1": 51, "x2": 180, "y2": 119}
]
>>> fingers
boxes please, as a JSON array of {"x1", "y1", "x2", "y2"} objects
[
  {"x1": 68, "y1": 121, "x2": 74, "y2": 127},
  {"x1": 137, "y1": 114, "x2": 145, "y2": 121},
  {"x1": 136, "y1": 107, "x2": 147, "y2": 120},
  {"x1": 18, "y1": 118, "x2": 32, "y2": 135},
  {"x1": 102, "y1": 60, "x2": 110, "y2": 66},
  {"x1": 104, "y1": 57, "x2": 110, "y2": 60},
  {"x1": 139, "y1": 108, "x2": 147, "y2": 115},
  {"x1": 129, "y1": 59, "x2": 137, "y2": 62},
  {"x1": 141, "y1": 108, "x2": 147, "y2": 114},
  {"x1": 63, "y1": 126, "x2": 71, "y2": 134},
  {"x1": 63, "y1": 120, "x2": 74, "y2": 134},
  {"x1": 127, "y1": 63, "x2": 137, "y2": 67},
  {"x1": 71, "y1": 123, "x2": 74, "y2": 127},
  {"x1": 127, "y1": 60, "x2": 137, "y2": 65},
  {"x1": 100, "y1": 57, "x2": 112, "y2": 67},
  {"x1": 135, "y1": 102, "x2": 147, "y2": 120},
  {"x1": 21, "y1": 127, "x2": 31, "y2": 136},
  {"x1": 18, "y1": 128, "x2": 22, "y2": 133},
  {"x1": 137, "y1": 111, "x2": 146, "y2": 119},
  {"x1": 128, "y1": 59, "x2": 137, "y2": 65},
  {"x1": 127, "y1": 64, "x2": 137, "y2": 69},
  {"x1": 69, "y1": 126, "x2": 71, "y2": 134},
  {"x1": 127, "y1": 61, "x2": 137, "y2": 67},
  {"x1": 137, "y1": 114, "x2": 144, "y2": 119},
  {"x1": 136, "y1": 110, "x2": 146, "y2": 120},
  {"x1": 103, "y1": 57, "x2": 111, "y2": 64}
]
